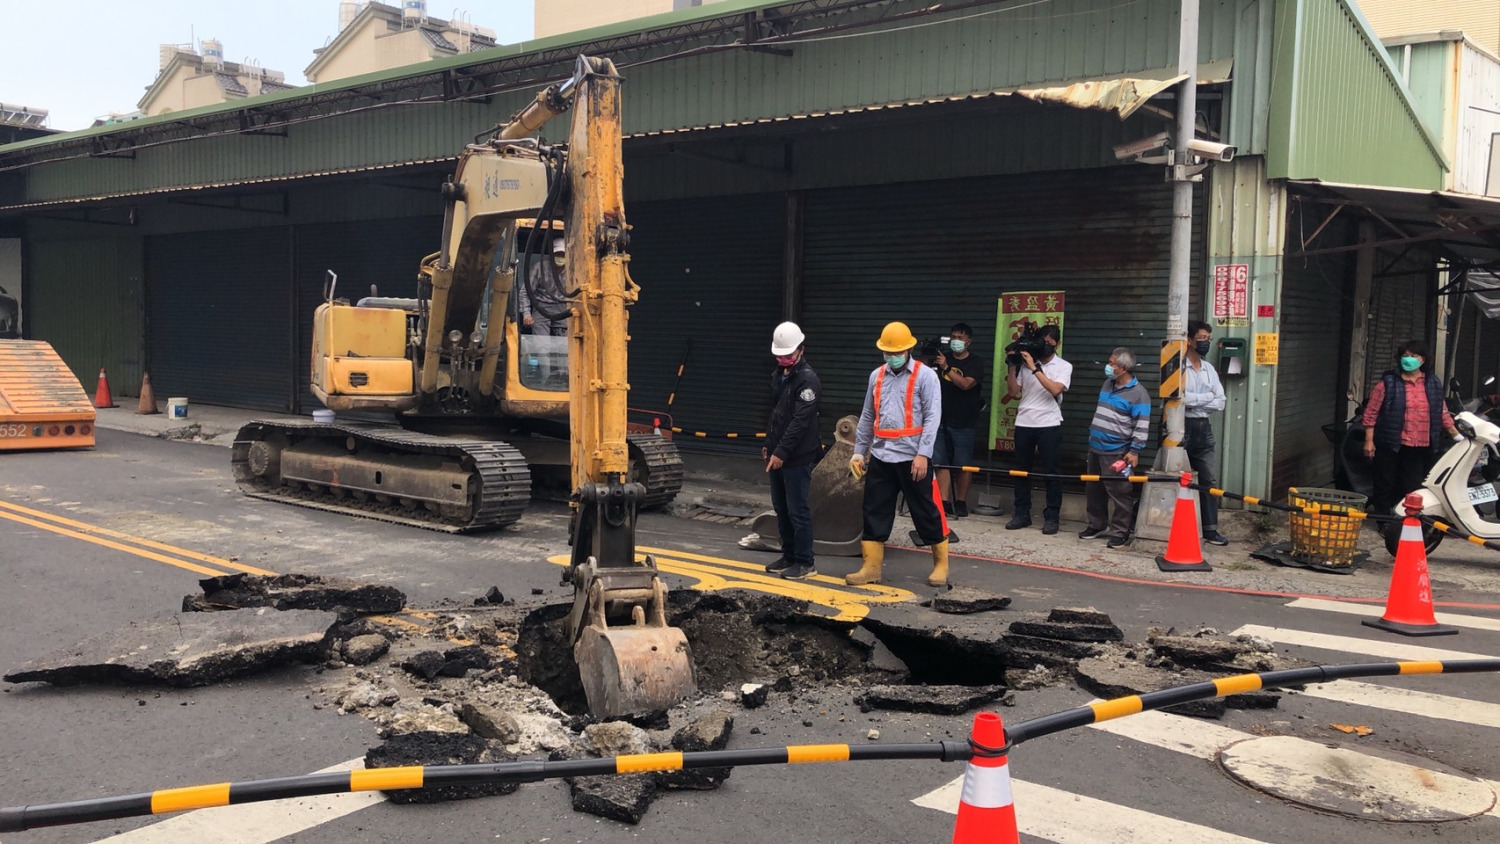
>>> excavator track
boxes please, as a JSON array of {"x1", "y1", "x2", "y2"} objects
[
  {"x1": 231, "y1": 420, "x2": 531, "y2": 533},
  {"x1": 627, "y1": 433, "x2": 684, "y2": 509}
]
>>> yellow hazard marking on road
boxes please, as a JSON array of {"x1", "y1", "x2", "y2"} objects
[
  {"x1": 547, "y1": 546, "x2": 915, "y2": 622},
  {"x1": 0, "y1": 498, "x2": 276, "y2": 576}
]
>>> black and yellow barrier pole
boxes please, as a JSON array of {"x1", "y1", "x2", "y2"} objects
[{"x1": 6, "y1": 659, "x2": 1499, "y2": 833}]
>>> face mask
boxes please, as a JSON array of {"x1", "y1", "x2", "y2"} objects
[
  {"x1": 1400, "y1": 355, "x2": 1421, "y2": 373},
  {"x1": 775, "y1": 354, "x2": 798, "y2": 368},
  {"x1": 1040, "y1": 343, "x2": 1056, "y2": 359},
  {"x1": 1104, "y1": 364, "x2": 1116, "y2": 379},
  {"x1": 1194, "y1": 340, "x2": 1212, "y2": 356},
  {"x1": 884, "y1": 353, "x2": 907, "y2": 370},
  {"x1": 553, "y1": 255, "x2": 566, "y2": 267},
  {"x1": 948, "y1": 340, "x2": 967, "y2": 354}
]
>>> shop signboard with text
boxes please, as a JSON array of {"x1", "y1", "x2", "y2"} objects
[{"x1": 990, "y1": 290, "x2": 1066, "y2": 452}]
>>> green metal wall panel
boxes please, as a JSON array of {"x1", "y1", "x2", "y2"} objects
[
  {"x1": 11, "y1": 0, "x2": 1271, "y2": 206},
  {"x1": 1273, "y1": 238, "x2": 1349, "y2": 494},
  {"x1": 1395, "y1": 40, "x2": 1455, "y2": 141},
  {"x1": 1267, "y1": 0, "x2": 1446, "y2": 188},
  {"x1": 24, "y1": 235, "x2": 144, "y2": 392}
]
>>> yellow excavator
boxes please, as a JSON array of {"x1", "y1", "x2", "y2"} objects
[
  {"x1": 236, "y1": 57, "x2": 695, "y2": 716},
  {"x1": 231, "y1": 70, "x2": 682, "y2": 534}
]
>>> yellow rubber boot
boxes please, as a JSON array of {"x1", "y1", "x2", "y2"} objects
[
  {"x1": 846, "y1": 541, "x2": 885, "y2": 585},
  {"x1": 927, "y1": 540, "x2": 950, "y2": 587}
]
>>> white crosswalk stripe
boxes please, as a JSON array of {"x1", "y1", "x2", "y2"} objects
[
  {"x1": 1301, "y1": 680, "x2": 1500, "y2": 729},
  {"x1": 912, "y1": 775, "x2": 1274, "y2": 843},
  {"x1": 94, "y1": 758, "x2": 381, "y2": 844},
  {"x1": 1285, "y1": 598, "x2": 1500, "y2": 633},
  {"x1": 1230, "y1": 624, "x2": 1494, "y2": 661}
]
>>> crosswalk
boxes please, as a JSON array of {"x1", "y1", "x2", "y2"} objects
[{"x1": 912, "y1": 598, "x2": 1500, "y2": 842}]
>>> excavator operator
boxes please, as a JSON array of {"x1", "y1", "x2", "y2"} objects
[{"x1": 522, "y1": 237, "x2": 570, "y2": 335}]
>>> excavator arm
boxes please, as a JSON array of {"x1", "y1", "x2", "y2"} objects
[{"x1": 507, "y1": 56, "x2": 696, "y2": 717}]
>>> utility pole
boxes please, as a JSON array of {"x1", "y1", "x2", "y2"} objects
[{"x1": 1160, "y1": 0, "x2": 1199, "y2": 464}]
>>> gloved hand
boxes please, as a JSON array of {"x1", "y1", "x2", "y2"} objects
[{"x1": 849, "y1": 454, "x2": 867, "y2": 480}]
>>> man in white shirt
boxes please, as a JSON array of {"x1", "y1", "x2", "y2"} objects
[
  {"x1": 1184, "y1": 320, "x2": 1229, "y2": 546},
  {"x1": 1004, "y1": 323, "x2": 1072, "y2": 534}
]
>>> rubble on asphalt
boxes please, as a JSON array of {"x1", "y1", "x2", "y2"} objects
[
  {"x1": 5, "y1": 571, "x2": 1312, "y2": 822},
  {"x1": 182, "y1": 573, "x2": 406, "y2": 614}
]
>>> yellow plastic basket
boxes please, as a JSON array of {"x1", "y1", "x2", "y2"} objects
[{"x1": 1287, "y1": 487, "x2": 1367, "y2": 567}]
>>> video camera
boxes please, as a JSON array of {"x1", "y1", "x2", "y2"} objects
[
  {"x1": 917, "y1": 336, "x2": 953, "y2": 366},
  {"x1": 1004, "y1": 320, "x2": 1050, "y2": 368}
]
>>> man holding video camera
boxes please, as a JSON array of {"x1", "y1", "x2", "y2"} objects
[
  {"x1": 934, "y1": 323, "x2": 983, "y2": 517},
  {"x1": 1004, "y1": 322, "x2": 1071, "y2": 534}
]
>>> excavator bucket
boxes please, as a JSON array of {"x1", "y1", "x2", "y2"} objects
[
  {"x1": 742, "y1": 415, "x2": 864, "y2": 556},
  {"x1": 570, "y1": 563, "x2": 696, "y2": 718}
]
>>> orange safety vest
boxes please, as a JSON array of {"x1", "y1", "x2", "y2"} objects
[{"x1": 872, "y1": 360, "x2": 924, "y2": 439}]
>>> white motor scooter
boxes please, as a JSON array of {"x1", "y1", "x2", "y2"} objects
[{"x1": 1388, "y1": 410, "x2": 1500, "y2": 555}]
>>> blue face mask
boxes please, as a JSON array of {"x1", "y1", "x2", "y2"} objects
[
  {"x1": 884, "y1": 353, "x2": 907, "y2": 370},
  {"x1": 1400, "y1": 356, "x2": 1422, "y2": 373},
  {"x1": 1104, "y1": 364, "x2": 1116, "y2": 379}
]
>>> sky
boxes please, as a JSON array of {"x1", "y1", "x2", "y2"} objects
[{"x1": 0, "y1": 0, "x2": 537, "y2": 131}]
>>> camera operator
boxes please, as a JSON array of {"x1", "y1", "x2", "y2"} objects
[
  {"x1": 934, "y1": 324, "x2": 983, "y2": 517},
  {"x1": 1004, "y1": 323, "x2": 1071, "y2": 534}
]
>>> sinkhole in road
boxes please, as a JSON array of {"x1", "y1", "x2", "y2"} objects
[{"x1": 512, "y1": 591, "x2": 1006, "y2": 715}]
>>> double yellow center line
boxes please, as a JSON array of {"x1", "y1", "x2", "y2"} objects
[{"x1": 0, "y1": 499, "x2": 276, "y2": 578}]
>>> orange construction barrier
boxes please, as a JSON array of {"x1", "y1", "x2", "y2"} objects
[
  {"x1": 92, "y1": 367, "x2": 117, "y2": 409},
  {"x1": 1156, "y1": 472, "x2": 1211, "y2": 572},
  {"x1": 1363, "y1": 495, "x2": 1458, "y2": 637},
  {"x1": 951, "y1": 712, "x2": 1019, "y2": 844},
  {"x1": 136, "y1": 372, "x2": 159, "y2": 415}
]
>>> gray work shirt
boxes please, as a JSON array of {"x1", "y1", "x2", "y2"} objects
[
  {"x1": 520, "y1": 259, "x2": 568, "y2": 319},
  {"x1": 1184, "y1": 358, "x2": 1226, "y2": 418},
  {"x1": 854, "y1": 358, "x2": 942, "y2": 463}
]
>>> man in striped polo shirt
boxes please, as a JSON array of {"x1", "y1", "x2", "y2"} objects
[{"x1": 1080, "y1": 347, "x2": 1152, "y2": 548}]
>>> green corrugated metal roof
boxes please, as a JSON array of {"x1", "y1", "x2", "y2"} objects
[{"x1": 1267, "y1": 0, "x2": 1448, "y2": 189}]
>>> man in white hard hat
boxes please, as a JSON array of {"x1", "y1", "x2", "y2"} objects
[
  {"x1": 520, "y1": 237, "x2": 570, "y2": 335},
  {"x1": 764, "y1": 322, "x2": 822, "y2": 580}
]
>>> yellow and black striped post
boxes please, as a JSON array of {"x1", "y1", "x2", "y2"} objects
[{"x1": 1159, "y1": 338, "x2": 1186, "y2": 448}]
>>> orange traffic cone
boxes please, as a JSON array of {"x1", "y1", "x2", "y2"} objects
[
  {"x1": 1363, "y1": 495, "x2": 1457, "y2": 637},
  {"x1": 1156, "y1": 472, "x2": 1211, "y2": 572},
  {"x1": 92, "y1": 367, "x2": 117, "y2": 408},
  {"x1": 136, "y1": 372, "x2": 160, "y2": 415},
  {"x1": 951, "y1": 711, "x2": 1019, "y2": 844}
]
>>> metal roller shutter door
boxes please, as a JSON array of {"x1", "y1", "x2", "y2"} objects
[
  {"x1": 1273, "y1": 258, "x2": 1350, "y2": 494},
  {"x1": 25, "y1": 237, "x2": 144, "y2": 392},
  {"x1": 800, "y1": 167, "x2": 1202, "y2": 472},
  {"x1": 147, "y1": 227, "x2": 293, "y2": 412},
  {"x1": 292, "y1": 216, "x2": 439, "y2": 413},
  {"x1": 626, "y1": 194, "x2": 785, "y2": 447}
]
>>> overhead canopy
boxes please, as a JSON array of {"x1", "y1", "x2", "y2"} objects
[{"x1": 1288, "y1": 180, "x2": 1500, "y2": 266}]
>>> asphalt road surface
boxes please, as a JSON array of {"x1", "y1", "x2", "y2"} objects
[{"x1": 2, "y1": 430, "x2": 1499, "y2": 843}]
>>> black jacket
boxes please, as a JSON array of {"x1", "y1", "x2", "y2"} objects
[{"x1": 767, "y1": 359, "x2": 822, "y2": 467}]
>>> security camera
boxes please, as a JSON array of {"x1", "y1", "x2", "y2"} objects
[
  {"x1": 1185, "y1": 138, "x2": 1236, "y2": 162},
  {"x1": 1113, "y1": 131, "x2": 1172, "y2": 161}
]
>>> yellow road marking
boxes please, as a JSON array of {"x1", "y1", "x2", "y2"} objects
[
  {"x1": 0, "y1": 499, "x2": 275, "y2": 576},
  {"x1": 548, "y1": 547, "x2": 915, "y2": 622},
  {"x1": 0, "y1": 508, "x2": 231, "y2": 577}
]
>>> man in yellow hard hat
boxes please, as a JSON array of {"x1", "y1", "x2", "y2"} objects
[{"x1": 846, "y1": 321, "x2": 951, "y2": 587}]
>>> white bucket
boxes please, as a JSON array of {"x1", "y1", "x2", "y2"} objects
[
  {"x1": 312, "y1": 409, "x2": 336, "y2": 424},
  {"x1": 167, "y1": 397, "x2": 189, "y2": 419}
]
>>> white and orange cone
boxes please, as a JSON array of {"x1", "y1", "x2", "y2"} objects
[
  {"x1": 951, "y1": 711, "x2": 1019, "y2": 844},
  {"x1": 1364, "y1": 495, "x2": 1458, "y2": 637}
]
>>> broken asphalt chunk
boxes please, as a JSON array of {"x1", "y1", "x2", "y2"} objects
[
  {"x1": 4, "y1": 609, "x2": 337, "y2": 687},
  {"x1": 184, "y1": 573, "x2": 405, "y2": 615},
  {"x1": 856, "y1": 684, "x2": 1011, "y2": 715},
  {"x1": 929, "y1": 586, "x2": 1012, "y2": 614},
  {"x1": 661, "y1": 710, "x2": 734, "y2": 790}
]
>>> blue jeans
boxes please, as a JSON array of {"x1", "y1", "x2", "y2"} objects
[
  {"x1": 1013, "y1": 425, "x2": 1062, "y2": 520},
  {"x1": 770, "y1": 462, "x2": 815, "y2": 565}
]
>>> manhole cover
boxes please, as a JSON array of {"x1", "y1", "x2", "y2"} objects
[{"x1": 1218, "y1": 736, "x2": 1496, "y2": 822}]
